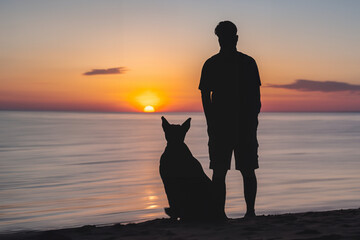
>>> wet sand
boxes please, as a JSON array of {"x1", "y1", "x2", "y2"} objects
[{"x1": 1, "y1": 208, "x2": 359, "y2": 240}]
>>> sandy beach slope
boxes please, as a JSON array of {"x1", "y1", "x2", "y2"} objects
[{"x1": 1, "y1": 208, "x2": 359, "y2": 240}]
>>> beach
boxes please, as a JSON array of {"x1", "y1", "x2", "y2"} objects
[{"x1": 1, "y1": 208, "x2": 359, "y2": 240}]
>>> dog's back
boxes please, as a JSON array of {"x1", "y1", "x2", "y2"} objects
[{"x1": 160, "y1": 117, "x2": 217, "y2": 220}]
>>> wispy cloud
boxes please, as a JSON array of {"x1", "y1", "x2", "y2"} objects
[
  {"x1": 267, "y1": 79, "x2": 360, "y2": 92},
  {"x1": 83, "y1": 67, "x2": 126, "y2": 76}
]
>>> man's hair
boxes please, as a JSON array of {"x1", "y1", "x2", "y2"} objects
[{"x1": 215, "y1": 21, "x2": 237, "y2": 38}]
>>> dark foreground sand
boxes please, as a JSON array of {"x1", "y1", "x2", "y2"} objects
[{"x1": 1, "y1": 208, "x2": 359, "y2": 240}]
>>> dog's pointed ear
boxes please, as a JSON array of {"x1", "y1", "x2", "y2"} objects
[
  {"x1": 181, "y1": 118, "x2": 191, "y2": 132},
  {"x1": 161, "y1": 116, "x2": 170, "y2": 130}
]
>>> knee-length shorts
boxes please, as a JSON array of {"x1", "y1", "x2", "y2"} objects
[{"x1": 208, "y1": 121, "x2": 259, "y2": 171}]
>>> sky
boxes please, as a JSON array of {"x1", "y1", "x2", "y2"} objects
[{"x1": 1, "y1": 0, "x2": 360, "y2": 112}]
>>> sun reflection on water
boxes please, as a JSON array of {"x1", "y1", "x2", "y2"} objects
[{"x1": 145, "y1": 194, "x2": 160, "y2": 210}]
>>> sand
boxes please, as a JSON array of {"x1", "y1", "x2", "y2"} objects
[{"x1": 1, "y1": 208, "x2": 359, "y2": 240}]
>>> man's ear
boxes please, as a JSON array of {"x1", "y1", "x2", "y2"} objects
[
  {"x1": 181, "y1": 118, "x2": 191, "y2": 132},
  {"x1": 161, "y1": 116, "x2": 170, "y2": 130}
]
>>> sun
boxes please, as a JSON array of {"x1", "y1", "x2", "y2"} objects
[
  {"x1": 129, "y1": 89, "x2": 167, "y2": 112},
  {"x1": 144, "y1": 105, "x2": 155, "y2": 113}
]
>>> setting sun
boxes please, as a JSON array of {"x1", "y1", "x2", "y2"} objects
[
  {"x1": 128, "y1": 89, "x2": 168, "y2": 112},
  {"x1": 144, "y1": 105, "x2": 155, "y2": 112}
]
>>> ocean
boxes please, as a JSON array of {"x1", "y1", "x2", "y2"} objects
[{"x1": 0, "y1": 111, "x2": 359, "y2": 232}]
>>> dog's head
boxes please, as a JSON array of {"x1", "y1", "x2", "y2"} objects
[{"x1": 161, "y1": 116, "x2": 191, "y2": 143}]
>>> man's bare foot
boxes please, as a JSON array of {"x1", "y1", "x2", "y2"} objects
[{"x1": 244, "y1": 211, "x2": 256, "y2": 219}]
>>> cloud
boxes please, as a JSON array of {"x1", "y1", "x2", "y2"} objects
[
  {"x1": 267, "y1": 79, "x2": 360, "y2": 92},
  {"x1": 83, "y1": 67, "x2": 126, "y2": 76}
]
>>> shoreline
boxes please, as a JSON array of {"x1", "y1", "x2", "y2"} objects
[{"x1": 1, "y1": 208, "x2": 359, "y2": 240}]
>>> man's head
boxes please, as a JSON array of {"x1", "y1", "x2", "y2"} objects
[{"x1": 215, "y1": 21, "x2": 238, "y2": 50}]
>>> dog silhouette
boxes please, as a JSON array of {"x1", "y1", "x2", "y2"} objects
[{"x1": 160, "y1": 116, "x2": 220, "y2": 220}]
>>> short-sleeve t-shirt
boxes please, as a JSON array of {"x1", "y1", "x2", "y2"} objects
[{"x1": 199, "y1": 51, "x2": 261, "y2": 136}]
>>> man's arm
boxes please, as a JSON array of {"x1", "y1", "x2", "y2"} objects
[
  {"x1": 199, "y1": 59, "x2": 215, "y2": 126},
  {"x1": 251, "y1": 58, "x2": 261, "y2": 114},
  {"x1": 201, "y1": 90, "x2": 213, "y2": 127},
  {"x1": 253, "y1": 84, "x2": 261, "y2": 115}
]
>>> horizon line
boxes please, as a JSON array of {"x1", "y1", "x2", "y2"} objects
[{"x1": 1, "y1": 109, "x2": 360, "y2": 114}]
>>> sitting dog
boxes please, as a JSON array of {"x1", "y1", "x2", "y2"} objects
[{"x1": 159, "y1": 116, "x2": 221, "y2": 220}]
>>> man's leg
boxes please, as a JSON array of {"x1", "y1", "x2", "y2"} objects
[
  {"x1": 212, "y1": 168, "x2": 228, "y2": 218},
  {"x1": 240, "y1": 169, "x2": 257, "y2": 217}
]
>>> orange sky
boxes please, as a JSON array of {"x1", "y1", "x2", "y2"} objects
[{"x1": 1, "y1": 1, "x2": 360, "y2": 112}]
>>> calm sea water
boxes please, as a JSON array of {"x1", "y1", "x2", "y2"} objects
[{"x1": 0, "y1": 111, "x2": 359, "y2": 232}]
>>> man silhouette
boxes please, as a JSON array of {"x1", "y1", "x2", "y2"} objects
[{"x1": 199, "y1": 21, "x2": 261, "y2": 218}]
